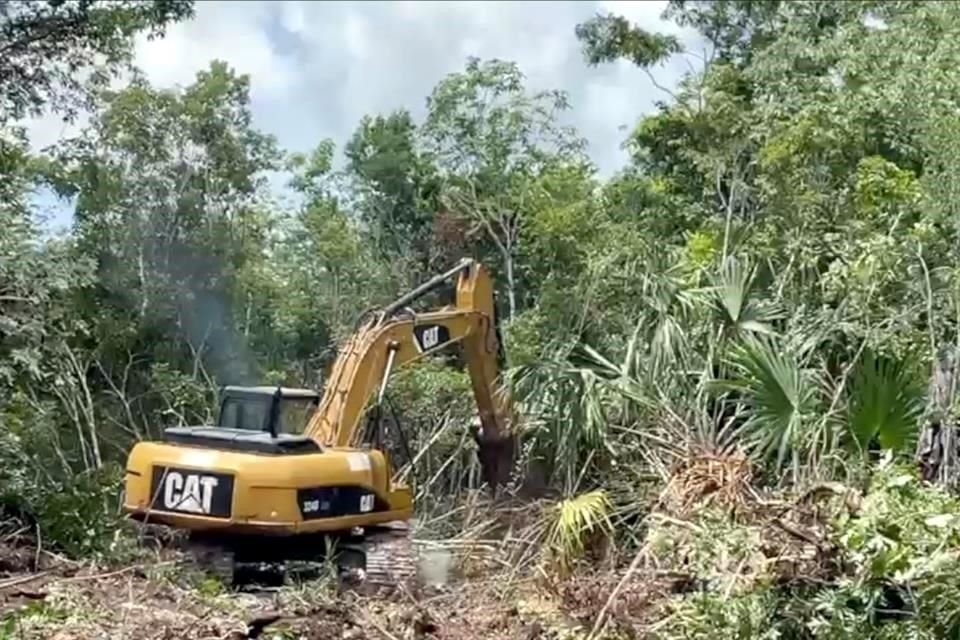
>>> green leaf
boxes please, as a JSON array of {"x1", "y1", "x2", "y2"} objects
[
  {"x1": 846, "y1": 349, "x2": 924, "y2": 453},
  {"x1": 709, "y1": 256, "x2": 780, "y2": 338},
  {"x1": 720, "y1": 334, "x2": 817, "y2": 473}
]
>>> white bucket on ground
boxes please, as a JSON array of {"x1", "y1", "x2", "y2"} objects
[{"x1": 418, "y1": 547, "x2": 453, "y2": 587}]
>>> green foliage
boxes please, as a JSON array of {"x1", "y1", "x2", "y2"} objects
[
  {"x1": 507, "y1": 343, "x2": 627, "y2": 493},
  {"x1": 854, "y1": 156, "x2": 921, "y2": 220},
  {"x1": 0, "y1": 449, "x2": 130, "y2": 560},
  {"x1": 0, "y1": 0, "x2": 195, "y2": 123},
  {"x1": 425, "y1": 56, "x2": 589, "y2": 318},
  {"x1": 684, "y1": 230, "x2": 717, "y2": 270},
  {"x1": 345, "y1": 110, "x2": 440, "y2": 275},
  {"x1": 720, "y1": 335, "x2": 819, "y2": 475},
  {"x1": 388, "y1": 359, "x2": 474, "y2": 426},
  {"x1": 51, "y1": 60, "x2": 281, "y2": 389},
  {"x1": 502, "y1": 307, "x2": 551, "y2": 368},
  {"x1": 645, "y1": 509, "x2": 769, "y2": 594},
  {"x1": 0, "y1": 599, "x2": 72, "y2": 640},
  {"x1": 543, "y1": 489, "x2": 613, "y2": 577},
  {"x1": 655, "y1": 590, "x2": 781, "y2": 640},
  {"x1": 662, "y1": 0, "x2": 789, "y2": 66},
  {"x1": 30, "y1": 463, "x2": 129, "y2": 559},
  {"x1": 766, "y1": 457, "x2": 960, "y2": 638},
  {"x1": 574, "y1": 12, "x2": 682, "y2": 69},
  {"x1": 148, "y1": 362, "x2": 213, "y2": 429},
  {"x1": 424, "y1": 57, "x2": 584, "y2": 179},
  {"x1": 0, "y1": 424, "x2": 30, "y2": 508},
  {"x1": 837, "y1": 457, "x2": 960, "y2": 590},
  {"x1": 845, "y1": 351, "x2": 925, "y2": 454},
  {"x1": 709, "y1": 257, "x2": 778, "y2": 338},
  {"x1": 640, "y1": 459, "x2": 960, "y2": 639}
]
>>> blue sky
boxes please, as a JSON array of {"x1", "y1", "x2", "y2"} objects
[{"x1": 24, "y1": 0, "x2": 703, "y2": 232}]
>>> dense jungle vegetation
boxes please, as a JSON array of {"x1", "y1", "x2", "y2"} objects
[{"x1": 6, "y1": 1, "x2": 960, "y2": 638}]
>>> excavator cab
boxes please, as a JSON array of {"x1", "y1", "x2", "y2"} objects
[
  {"x1": 161, "y1": 386, "x2": 323, "y2": 455},
  {"x1": 216, "y1": 386, "x2": 320, "y2": 436}
]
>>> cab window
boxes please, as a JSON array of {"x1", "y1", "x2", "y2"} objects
[
  {"x1": 218, "y1": 397, "x2": 269, "y2": 431},
  {"x1": 277, "y1": 398, "x2": 316, "y2": 434}
]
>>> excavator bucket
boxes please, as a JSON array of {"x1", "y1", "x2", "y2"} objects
[{"x1": 476, "y1": 430, "x2": 517, "y2": 490}]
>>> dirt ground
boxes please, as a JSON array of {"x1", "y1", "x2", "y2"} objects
[
  {"x1": 0, "y1": 454, "x2": 837, "y2": 639},
  {"x1": 0, "y1": 537, "x2": 661, "y2": 640}
]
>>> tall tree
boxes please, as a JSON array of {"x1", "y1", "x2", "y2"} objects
[
  {"x1": 423, "y1": 57, "x2": 588, "y2": 319},
  {"x1": 47, "y1": 61, "x2": 280, "y2": 390},
  {"x1": 277, "y1": 139, "x2": 395, "y2": 381},
  {"x1": 344, "y1": 110, "x2": 440, "y2": 283}
]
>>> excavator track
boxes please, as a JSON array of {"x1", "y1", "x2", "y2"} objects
[
  {"x1": 189, "y1": 541, "x2": 237, "y2": 585},
  {"x1": 181, "y1": 523, "x2": 421, "y2": 593},
  {"x1": 360, "y1": 521, "x2": 419, "y2": 591}
]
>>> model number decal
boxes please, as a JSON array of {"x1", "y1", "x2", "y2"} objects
[{"x1": 297, "y1": 487, "x2": 378, "y2": 519}]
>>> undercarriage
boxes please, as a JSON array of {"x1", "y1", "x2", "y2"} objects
[{"x1": 182, "y1": 521, "x2": 420, "y2": 592}]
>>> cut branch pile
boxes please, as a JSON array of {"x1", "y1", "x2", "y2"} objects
[
  {"x1": 640, "y1": 450, "x2": 850, "y2": 595},
  {"x1": 655, "y1": 448, "x2": 757, "y2": 518}
]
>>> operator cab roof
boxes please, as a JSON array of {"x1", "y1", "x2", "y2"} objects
[
  {"x1": 221, "y1": 385, "x2": 320, "y2": 400},
  {"x1": 164, "y1": 426, "x2": 321, "y2": 454}
]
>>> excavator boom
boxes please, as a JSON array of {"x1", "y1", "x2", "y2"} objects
[{"x1": 307, "y1": 258, "x2": 513, "y2": 486}]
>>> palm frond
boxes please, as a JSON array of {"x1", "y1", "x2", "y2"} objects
[
  {"x1": 568, "y1": 341, "x2": 621, "y2": 379},
  {"x1": 650, "y1": 313, "x2": 692, "y2": 377},
  {"x1": 718, "y1": 334, "x2": 819, "y2": 474},
  {"x1": 504, "y1": 353, "x2": 617, "y2": 491},
  {"x1": 543, "y1": 489, "x2": 614, "y2": 576},
  {"x1": 706, "y1": 256, "x2": 780, "y2": 337},
  {"x1": 846, "y1": 349, "x2": 925, "y2": 453}
]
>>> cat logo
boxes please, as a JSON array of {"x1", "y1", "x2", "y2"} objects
[
  {"x1": 151, "y1": 466, "x2": 233, "y2": 518},
  {"x1": 414, "y1": 324, "x2": 450, "y2": 352},
  {"x1": 422, "y1": 326, "x2": 440, "y2": 349},
  {"x1": 163, "y1": 471, "x2": 219, "y2": 514},
  {"x1": 359, "y1": 493, "x2": 374, "y2": 513}
]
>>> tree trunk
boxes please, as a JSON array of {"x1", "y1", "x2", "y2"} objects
[
  {"x1": 504, "y1": 253, "x2": 516, "y2": 320},
  {"x1": 138, "y1": 245, "x2": 148, "y2": 319},
  {"x1": 916, "y1": 345, "x2": 960, "y2": 491}
]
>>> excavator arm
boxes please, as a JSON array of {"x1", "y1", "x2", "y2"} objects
[{"x1": 304, "y1": 259, "x2": 515, "y2": 487}]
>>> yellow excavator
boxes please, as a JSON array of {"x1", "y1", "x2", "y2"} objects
[{"x1": 122, "y1": 258, "x2": 516, "y2": 586}]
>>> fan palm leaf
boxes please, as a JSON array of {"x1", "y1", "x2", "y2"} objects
[
  {"x1": 718, "y1": 334, "x2": 819, "y2": 474},
  {"x1": 846, "y1": 349, "x2": 925, "y2": 453},
  {"x1": 704, "y1": 256, "x2": 780, "y2": 338},
  {"x1": 505, "y1": 353, "x2": 618, "y2": 491}
]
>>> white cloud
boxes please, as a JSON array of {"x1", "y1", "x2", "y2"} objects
[
  {"x1": 23, "y1": 113, "x2": 85, "y2": 154},
  {"x1": 132, "y1": 1, "x2": 298, "y2": 99},
  {"x1": 342, "y1": 12, "x2": 372, "y2": 60},
  {"x1": 278, "y1": 2, "x2": 307, "y2": 35},
  {"x1": 20, "y1": 0, "x2": 704, "y2": 188}
]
